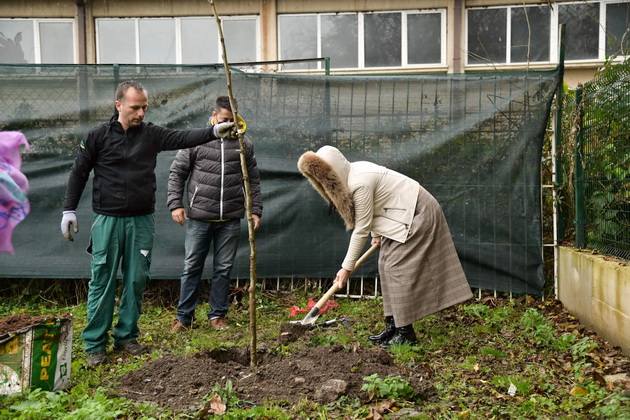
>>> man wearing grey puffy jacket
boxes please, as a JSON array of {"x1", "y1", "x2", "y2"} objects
[{"x1": 167, "y1": 96, "x2": 262, "y2": 332}]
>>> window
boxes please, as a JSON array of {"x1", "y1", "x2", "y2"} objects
[
  {"x1": 467, "y1": 2, "x2": 629, "y2": 66},
  {"x1": 278, "y1": 10, "x2": 446, "y2": 70},
  {"x1": 510, "y1": 7, "x2": 551, "y2": 63},
  {"x1": 558, "y1": 2, "x2": 600, "y2": 60},
  {"x1": 96, "y1": 17, "x2": 258, "y2": 64},
  {"x1": 408, "y1": 13, "x2": 442, "y2": 64},
  {"x1": 181, "y1": 18, "x2": 218, "y2": 64},
  {"x1": 139, "y1": 19, "x2": 177, "y2": 64},
  {"x1": 322, "y1": 14, "x2": 358, "y2": 69},
  {"x1": 467, "y1": 8, "x2": 507, "y2": 65},
  {"x1": 605, "y1": 2, "x2": 630, "y2": 57},
  {"x1": 278, "y1": 15, "x2": 317, "y2": 70},
  {"x1": 0, "y1": 19, "x2": 75, "y2": 64},
  {"x1": 364, "y1": 13, "x2": 401, "y2": 67}
]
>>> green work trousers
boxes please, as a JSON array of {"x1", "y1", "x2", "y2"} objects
[{"x1": 82, "y1": 214, "x2": 154, "y2": 354}]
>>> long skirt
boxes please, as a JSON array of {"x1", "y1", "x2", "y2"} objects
[{"x1": 379, "y1": 188, "x2": 472, "y2": 327}]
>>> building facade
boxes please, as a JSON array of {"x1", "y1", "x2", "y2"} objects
[{"x1": 0, "y1": 0, "x2": 628, "y2": 86}]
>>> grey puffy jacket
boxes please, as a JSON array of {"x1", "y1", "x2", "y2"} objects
[{"x1": 167, "y1": 135, "x2": 262, "y2": 221}]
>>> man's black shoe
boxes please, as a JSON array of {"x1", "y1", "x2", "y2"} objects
[{"x1": 114, "y1": 340, "x2": 148, "y2": 356}]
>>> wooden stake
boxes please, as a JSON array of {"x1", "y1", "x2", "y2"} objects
[{"x1": 209, "y1": 0, "x2": 258, "y2": 368}]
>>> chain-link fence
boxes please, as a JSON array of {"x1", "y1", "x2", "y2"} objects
[{"x1": 568, "y1": 58, "x2": 630, "y2": 260}]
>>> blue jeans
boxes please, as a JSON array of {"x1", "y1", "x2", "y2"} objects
[{"x1": 176, "y1": 218, "x2": 240, "y2": 324}]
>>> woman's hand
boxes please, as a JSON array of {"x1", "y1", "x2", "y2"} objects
[
  {"x1": 334, "y1": 268, "x2": 351, "y2": 289},
  {"x1": 371, "y1": 236, "x2": 382, "y2": 247}
]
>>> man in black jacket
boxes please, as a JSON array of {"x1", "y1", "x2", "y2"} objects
[
  {"x1": 167, "y1": 96, "x2": 262, "y2": 333},
  {"x1": 60, "y1": 81, "x2": 236, "y2": 367}
]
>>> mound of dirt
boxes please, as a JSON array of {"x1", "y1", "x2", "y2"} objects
[{"x1": 114, "y1": 344, "x2": 434, "y2": 412}]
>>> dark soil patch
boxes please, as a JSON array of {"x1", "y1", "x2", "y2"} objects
[
  {"x1": 114, "y1": 344, "x2": 434, "y2": 412},
  {"x1": 278, "y1": 322, "x2": 312, "y2": 344},
  {"x1": 0, "y1": 313, "x2": 71, "y2": 335}
]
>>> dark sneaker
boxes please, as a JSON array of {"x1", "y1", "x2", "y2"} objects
[
  {"x1": 87, "y1": 351, "x2": 107, "y2": 367},
  {"x1": 114, "y1": 340, "x2": 148, "y2": 356},
  {"x1": 170, "y1": 319, "x2": 191, "y2": 333},
  {"x1": 209, "y1": 318, "x2": 229, "y2": 331}
]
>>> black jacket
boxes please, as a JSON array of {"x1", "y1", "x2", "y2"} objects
[
  {"x1": 167, "y1": 134, "x2": 262, "y2": 220},
  {"x1": 63, "y1": 115, "x2": 220, "y2": 216}
]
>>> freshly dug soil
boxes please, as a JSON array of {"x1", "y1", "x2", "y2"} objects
[
  {"x1": 114, "y1": 344, "x2": 435, "y2": 412},
  {"x1": 278, "y1": 322, "x2": 312, "y2": 345},
  {"x1": 0, "y1": 313, "x2": 71, "y2": 335}
]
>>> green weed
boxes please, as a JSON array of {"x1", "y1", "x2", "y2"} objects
[
  {"x1": 491, "y1": 375, "x2": 532, "y2": 397},
  {"x1": 520, "y1": 308, "x2": 556, "y2": 346},
  {"x1": 480, "y1": 347, "x2": 507, "y2": 358},
  {"x1": 1, "y1": 386, "x2": 157, "y2": 420},
  {"x1": 361, "y1": 373, "x2": 415, "y2": 401}
]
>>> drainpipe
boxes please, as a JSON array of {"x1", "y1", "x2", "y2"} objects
[
  {"x1": 260, "y1": 0, "x2": 277, "y2": 71},
  {"x1": 452, "y1": 0, "x2": 464, "y2": 74},
  {"x1": 74, "y1": 0, "x2": 88, "y2": 124},
  {"x1": 74, "y1": 0, "x2": 87, "y2": 64}
]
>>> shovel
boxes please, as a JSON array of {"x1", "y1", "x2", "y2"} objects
[{"x1": 297, "y1": 243, "x2": 380, "y2": 326}]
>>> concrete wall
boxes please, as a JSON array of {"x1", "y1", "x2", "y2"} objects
[{"x1": 558, "y1": 247, "x2": 630, "y2": 356}]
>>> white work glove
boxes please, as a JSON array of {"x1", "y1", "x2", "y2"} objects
[
  {"x1": 214, "y1": 122, "x2": 238, "y2": 139},
  {"x1": 61, "y1": 211, "x2": 79, "y2": 241}
]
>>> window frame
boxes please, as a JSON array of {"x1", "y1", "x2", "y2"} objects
[
  {"x1": 465, "y1": 0, "x2": 629, "y2": 68},
  {"x1": 277, "y1": 9, "x2": 447, "y2": 71},
  {"x1": 95, "y1": 15, "x2": 260, "y2": 65},
  {"x1": 0, "y1": 18, "x2": 76, "y2": 64}
]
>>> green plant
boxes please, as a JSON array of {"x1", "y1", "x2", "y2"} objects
[
  {"x1": 491, "y1": 376, "x2": 532, "y2": 397},
  {"x1": 361, "y1": 373, "x2": 415, "y2": 401},
  {"x1": 519, "y1": 308, "x2": 556, "y2": 346},
  {"x1": 480, "y1": 347, "x2": 507, "y2": 358},
  {"x1": 207, "y1": 379, "x2": 245, "y2": 411},
  {"x1": 2, "y1": 387, "x2": 152, "y2": 420},
  {"x1": 571, "y1": 336, "x2": 598, "y2": 359},
  {"x1": 463, "y1": 304, "x2": 490, "y2": 319}
]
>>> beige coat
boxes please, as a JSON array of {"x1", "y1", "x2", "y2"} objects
[
  {"x1": 298, "y1": 146, "x2": 420, "y2": 270},
  {"x1": 298, "y1": 146, "x2": 472, "y2": 326},
  {"x1": 317, "y1": 147, "x2": 420, "y2": 271}
]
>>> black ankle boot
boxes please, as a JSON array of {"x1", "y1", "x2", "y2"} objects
[
  {"x1": 381, "y1": 324, "x2": 417, "y2": 349},
  {"x1": 369, "y1": 316, "x2": 396, "y2": 343}
]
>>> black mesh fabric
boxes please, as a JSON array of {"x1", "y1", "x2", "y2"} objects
[{"x1": 0, "y1": 64, "x2": 561, "y2": 295}]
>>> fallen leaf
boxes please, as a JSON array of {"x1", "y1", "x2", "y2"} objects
[
  {"x1": 592, "y1": 372, "x2": 607, "y2": 387},
  {"x1": 603, "y1": 373, "x2": 630, "y2": 384},
  {"x1": 570, "y1": 386, "x2": 589, "y2": 396},
  {"x1": 208, "y1": 393, "x2": 226, "y2": 414}
]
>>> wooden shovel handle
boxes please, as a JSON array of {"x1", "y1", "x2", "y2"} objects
[{"x1": 312, "y1": 242, "x2": 380, "y2": 311}]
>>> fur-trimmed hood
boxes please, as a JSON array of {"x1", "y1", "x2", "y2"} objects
[{"x1": 297, "y1": 146, "x2": 355, "y2": 230}]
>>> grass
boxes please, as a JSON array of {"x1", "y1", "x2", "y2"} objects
[{"x1": 1, "y1": 285, "x2": 629, "y2": 419}]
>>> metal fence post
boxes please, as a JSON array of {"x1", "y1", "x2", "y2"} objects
[
  {"x1": 574, "y1": 85, "x2": 586, "y2": 249},
  {"x1": 554, "y1": 24, "x2": 566, "y2": 241}
]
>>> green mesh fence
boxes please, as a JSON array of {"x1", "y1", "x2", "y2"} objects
[
  {"x1": 573, "y1": 60, "x2": 630, "y2": 260},
  {"x1": 0, "y1": 64, "x2": 561, "y2": 295}
]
